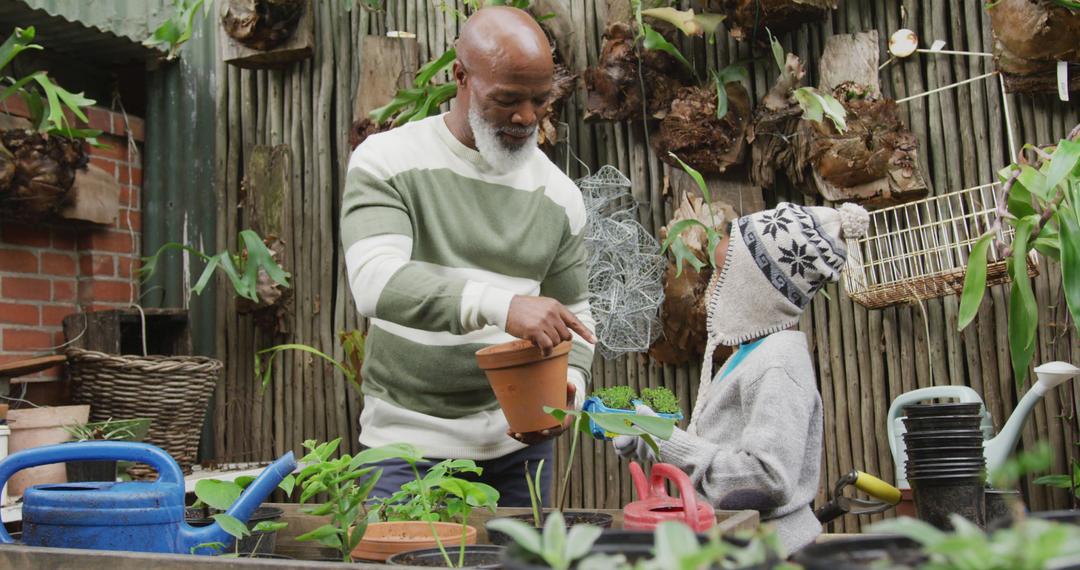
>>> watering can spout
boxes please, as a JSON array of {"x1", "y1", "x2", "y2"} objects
[
  {"x1": 180, "y1": 451, "x2": 296, "y2": 552},
  {"x1": 985, "y1": 362, "x2": 1080, "y2": 477}
]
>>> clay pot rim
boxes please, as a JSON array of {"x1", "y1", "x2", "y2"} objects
[
  {"x1": 7, "y1": 404, "x2": 91, "y2": 430},
  {"x1": 476, "y1": 340, "x2": 572, "y2": 371},
  {"x1": 359, "y1": 521, "x2": 477, "y2": 543}
]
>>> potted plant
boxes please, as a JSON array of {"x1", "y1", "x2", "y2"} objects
[
  {"x1": 186, "y1": 473, "x2": 295, "y2": 557},
  {"x1": 63, "y1": 417, "x2": 151, "y2": 482},
  {"x1": 0, "y1": 27, "x2": 100, "y2": 220},
  {"x1": 475, "y1": 339, "x2": 574, "y2": 435},
  {"x1": 7, "y1": 403, "x2": 90, "y2": 498},
  {"x1": 353, "y1": 445, "x2": 501, "y2": 566}
]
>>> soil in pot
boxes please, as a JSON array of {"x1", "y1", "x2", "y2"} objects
[
  {"x1": 792, "y1": 535, "x2": 926, "y2": 570},
  {"x1": 387, "y1": 545, "x2": 503, "y2": 568},
  {"x1": 486, "y1": 511, "x2": 614, "y2": 546},
  {"x1": 582, "y1": 22, "x2": 693, "y2": 122},
  {"x1": 911, "y1": 475, "x2": 985, "y2": 529},
  {"x1": 476, "y1": 340, "x2": 571, "y2": 434},
  {"x1": 984, "y1": 488, "x2": 1021, "y2": 527},
  {"x1": 185, "y1": 505, "x2": 284, "y2": 556},
  {"x1": 653, "y1": 82, "x2": 751, "y2": 175},
  {"x1": 352, "y1": 521, "x2": 477, "y2": 562}
]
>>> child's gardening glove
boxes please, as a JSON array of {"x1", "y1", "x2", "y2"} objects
[{"x1": 612, "y1": 403, "x2": 658, "y2": 463}]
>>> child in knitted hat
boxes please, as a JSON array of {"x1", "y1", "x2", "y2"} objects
[{"x1": 614, "y1": 201, "x2": 870, "y2": 553}]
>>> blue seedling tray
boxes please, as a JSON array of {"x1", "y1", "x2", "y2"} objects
[{"x1": 581, "y1": 396, "x2": 684, "y2": 441}]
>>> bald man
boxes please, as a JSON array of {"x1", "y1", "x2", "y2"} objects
[{"x1": 340, "y1": 6, "x2": 596, "y2": 505}]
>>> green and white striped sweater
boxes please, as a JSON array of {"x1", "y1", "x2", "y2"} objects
[{"x1": 341, "y1": 114, "x2": 595, "y2": 460}]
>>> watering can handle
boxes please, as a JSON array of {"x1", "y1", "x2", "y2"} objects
[
  {"x1": 0, "y1": 441, "x2": 183, "y2": 544},
  {"x1": 629, "y1": 461, "x2": 649, "y2": 499},
  {"x1": 649, "y1": 463, "x2": 703, "y2": 529}
]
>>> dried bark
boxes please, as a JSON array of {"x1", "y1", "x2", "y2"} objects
[
  {"x1": 222, "y1": 0, "x2": 306, "y2": 51},
  {"x1": 653, "y1": 82, "x2": 750, "y2": 174},
  {"x1": 349, "y1": 118, "x2": 389, "y2": 150},
  {"x1": 539, "y1": 63, "x2": 578, "y2": 150},
  {"x1": 712, "y1": 0, "x2": 837, "y2": 43},
  {"x1": 235, "y1": 235, "x2": 293, "y2": 333},
  {"x1": 583, "y1": 22, "x2": 694, "y2": 122},
  {"x1": 748, "y1": 53, "x2": 807, "y2": 189},
  {"x1": 988, "y1": 0, "x2": 1080, "y2": 94},
  {"x1": 0, "y1": 129, "x2": 87, "y2": 219}
]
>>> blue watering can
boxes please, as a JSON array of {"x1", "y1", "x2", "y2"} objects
[{"x1": 0, "y1": 441, "x2": 296, "y2": 554}]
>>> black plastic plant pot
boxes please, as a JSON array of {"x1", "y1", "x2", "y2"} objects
[
  {"x1": 903, "y1": 435, "x2": 984, "y2": 449},
  {"x1": 185, "y1": 506, "x2": 284, "y2": 555},
  {"x1": 905, "y1": 458, "x2": 986, "y2": 470},
  {"x1": 984, "y1": 489, "x2": 1021, "y2": 527},
  {"x1": 902, "y1": 415, "x2": 983, "y2": 432},
  {"x1": 903, "y1": 428, "x2": 983, "y2": 439},
  {"x1": 904, "y1": 403, "x2": 982, "y2": 417},
  {"x1": 387, "y1": 545, "x2": 504, "y2": 568},
  {"x1": 486, "y1": 511, "x2": 614, "y2": 546},
  {"x1": 911, "y1": 475, "x2": 985, "y2": 529},
  {"x1": 906, "y1": 446, "x2": 985, "y2": 459},
  {"x1": 501, "y1": 530, "x2": 769, "y2": 570},
  {"x1": 65, "y1": 460, "x2": 117, "y2": 482},
  {"x1": 792, "y1": 535, "x2": 927, "y2": 570}
]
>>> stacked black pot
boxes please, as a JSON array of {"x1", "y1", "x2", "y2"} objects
[{"x1": 903, "y1": 402, "x2": 986, "y2": 529}]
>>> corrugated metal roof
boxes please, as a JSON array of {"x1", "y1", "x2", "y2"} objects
[{"x1": 0, "y1": 0, "x2": 170, "y2": 65}]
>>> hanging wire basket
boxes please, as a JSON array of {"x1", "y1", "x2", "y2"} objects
[{"x1": 842, "y1": 182, "x2": 1039, "y2": 310}]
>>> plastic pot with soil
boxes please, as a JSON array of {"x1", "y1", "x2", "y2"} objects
[
  {"x1": 485, "y1": 511, "x2": 614, "y2": 546},
  {"x1": 792, "y1": 535, "x2": 927, "y2": 570},
  {"x1": 476, "y1": 339, "x2": 572, "y2": 434},
  {"x1": 387, "y1": 545, "x2": 503, "y2": 568},
  {"x1": 185, "y1": 505, "x2": 285, "y2": 556}
]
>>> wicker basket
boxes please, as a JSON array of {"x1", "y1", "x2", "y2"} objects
[
  {"x1": 66, "y1": 347, "x2": 222, "y2": 476},
  {"x1": 842, "y1": 183, "x2": 1039, "y2": 309}
]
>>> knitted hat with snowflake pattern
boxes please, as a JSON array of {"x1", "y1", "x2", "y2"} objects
[{"x1": 688, "y1": 202, "x2": 869, "y2": 431}]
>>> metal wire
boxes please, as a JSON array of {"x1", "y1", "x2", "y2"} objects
[{"x1": 578, "y1": 166, "x2": 665, "y2": 360}]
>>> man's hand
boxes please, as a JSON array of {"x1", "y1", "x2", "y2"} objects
[
  {"x1": 506, "y1": 295, "x2": 596, "y2": 355},
  {"x1": 509, "y1": 382, "x2": 577, "y2": 445}
]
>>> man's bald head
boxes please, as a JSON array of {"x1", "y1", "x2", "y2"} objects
[{"x1": 456, "y1": 6, "x2": 553, "y2": 83}]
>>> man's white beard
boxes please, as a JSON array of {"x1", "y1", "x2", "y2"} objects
[{"x1": 468, "y1": 106, "x2": 537, "y2": 172}]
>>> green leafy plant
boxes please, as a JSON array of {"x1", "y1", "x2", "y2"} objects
[
  {"x1": 594, "y1": 386, "x2": 638, "y2": 410},
  {"x1": 632, "y1": 2, "x2": 726, "y2": 74},
  {"x1": 711, "y1": 64, "x2": 749, "y2": 121},
  {"x1": 255, "y1": 342, "x2": 358, "y2": 391},
  {"x1": 293, "y1": 438, "x2": 393, "y2": 562},
  {"x1": 0, "y1": 27, "x2": 100, "y2": 144},
  {"x1": 545, "y1": 406, "x2": 676, "y2": 512},
  {"x1": 63, "y1": 418, "x2": 150, "y2": 442},
  {"x1": 189, "y1": 474, "x2": 295, "y2": 557},
  {"x1": 765, "y1": 30, "x2": 846, "y2": 134},
  {"x1": 991, "y1": 441, "x2": 1053, "y2": 490},
  {"x1": 368, "y1": 458, "x2": 484, "y2": 523},
  {"x1": 872, "y1": 514, "x2": 1080, "y2": 570},
  {"x1": 139, "y1": 229, "x2": 290, "y2": 304},
  {"x1": 487, "y1": 511, "x2": 602, "y2": 570},
  {"x1": 1035, "y1": 460, "x2": 1080, "y2": 499},
  {"x1": 432, "y1": 473, "x2": 500, "y2": 567},
  {"x1": 144, "y1": 0, "x2": 211, "y2": 60},
  {"x1": 524, "y1": 459, "x2": 545, "y2": 527},
  {"x1": 369, "y1": 50, "x2": 459, "y2": 127},
  {"x1": 639, "y1": 387, "x2": 680, "y2": 415},
  {"x1": 958, "y1": 127, "x2": 1080, "y2": 387},
  {"x1": 661, "y1": 153, "x2": 726, "y2": 277}
]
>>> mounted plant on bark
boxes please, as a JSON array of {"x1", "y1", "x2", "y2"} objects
[
  {"x1": 221, "y1": 0, "x2": 306, "y2": 51},
  {"x1": 650, "y1": 156, "x2": 737, "y2": 366},
  {"x1": 0, "y1": 27, "x2": 98, "y2": 220},
  {"x1": 986, "y1": 0, "x2": 1080, "y2": 95},
  {"x1": 710, "y1": 0, "x2": 838, "y2": 43}
]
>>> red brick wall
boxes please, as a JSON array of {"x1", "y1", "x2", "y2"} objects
[{"x1": 0, "y1": 105, "x2": 145, "y2": 383}]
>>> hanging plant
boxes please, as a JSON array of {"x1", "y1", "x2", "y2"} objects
[
  {"x1": 986, "y1": 0, "x2": 1080, "y2": 94},
  {"x1": 709, "y1": 0, "x2": 838, "y2": 43},
  {"x1": 958, "y1": 126, "x2": 1080, "y2": 388},
  {"x1": 0, "y1": 27, "x2": 99, "y2": 220},
  {"x1": 221, "y1": 0, "x2": 307, "y2": 51},
  {"x1": 653, "y1": 64, "x2": 751, "y2": 174}
]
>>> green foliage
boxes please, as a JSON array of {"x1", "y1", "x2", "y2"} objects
[
  {"x1": 641, "y1": 24, "x2": 692, "y2": 71},
  {"x1": 370, "y1": 50, "x2": 459, "y2": 127},
  {"x1": 192, "y1": 472, "x2": 296, "y2": 511},
  {"x1": 525, "y1": 459, "x2": 545, "y2": 527},
  {"x1": 0, "y1": 27, "x2": 101, "y2": 144},
  {"x1": 255, "y1": 343, "x2": 358, "y2": 392},
  {"x1": 140, "y1": 230, "x2": 291, "y2": 304},
  {"x1": 1035, "y1": 460, "x2": 1080, "y2": 499},
  {"x1": 294, "y1": 439, "x2": 410, "y2": 562},
  {"x1": 661, "y1": 153, "x2": 726, "y2": 277},
  {"x1": 871, "y1": 515, "x2": 1080, "y2": 570},
  {"x1": 144, "y1": 0, "x2": 211, "y2": 60},
  {"x1": 545, "y1": 407, "x2": 676, "y2": 460},
  {"x1": 639, "y1": 387, "x2": 680, "y2": 415},
  {"x1": 792, "y1": 87, "x2": 847, "y2": 133},
  {"x1": 594, "y1": 386, "x2": 637, "y2": 410},
  {"x1": 488, "y1": 511, "x2": 602, "y2": 570},
  {"x1": 63, "y1": 418, "x2": 149, "y2": 442},
  {"x1": 767, "y1": 28, "x2": 785, "y2": 74},
  {"x1": 957, "y1": 132, "x2": 1080, "y2": 389},
  {"x1": 711, "y1": 64, "x2": 748, "y2": 121},
  {"x1": 991, "y1": 442, "x2": 1052, "y2": 490}
]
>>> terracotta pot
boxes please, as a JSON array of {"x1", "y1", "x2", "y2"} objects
[
  {"x1": 7, "y1": 405, "x2": 90, "y2": 498},
  {"x1": 476, "y1": 340, "x2": 571, "y2": 433},
  {"x1": 352, "y1": 521, "x2": 477, "y2": 562}
]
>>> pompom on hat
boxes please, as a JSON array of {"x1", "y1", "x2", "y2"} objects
[{"x1": 688, "y1": 202, "x2": 869, "y2": 430}]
